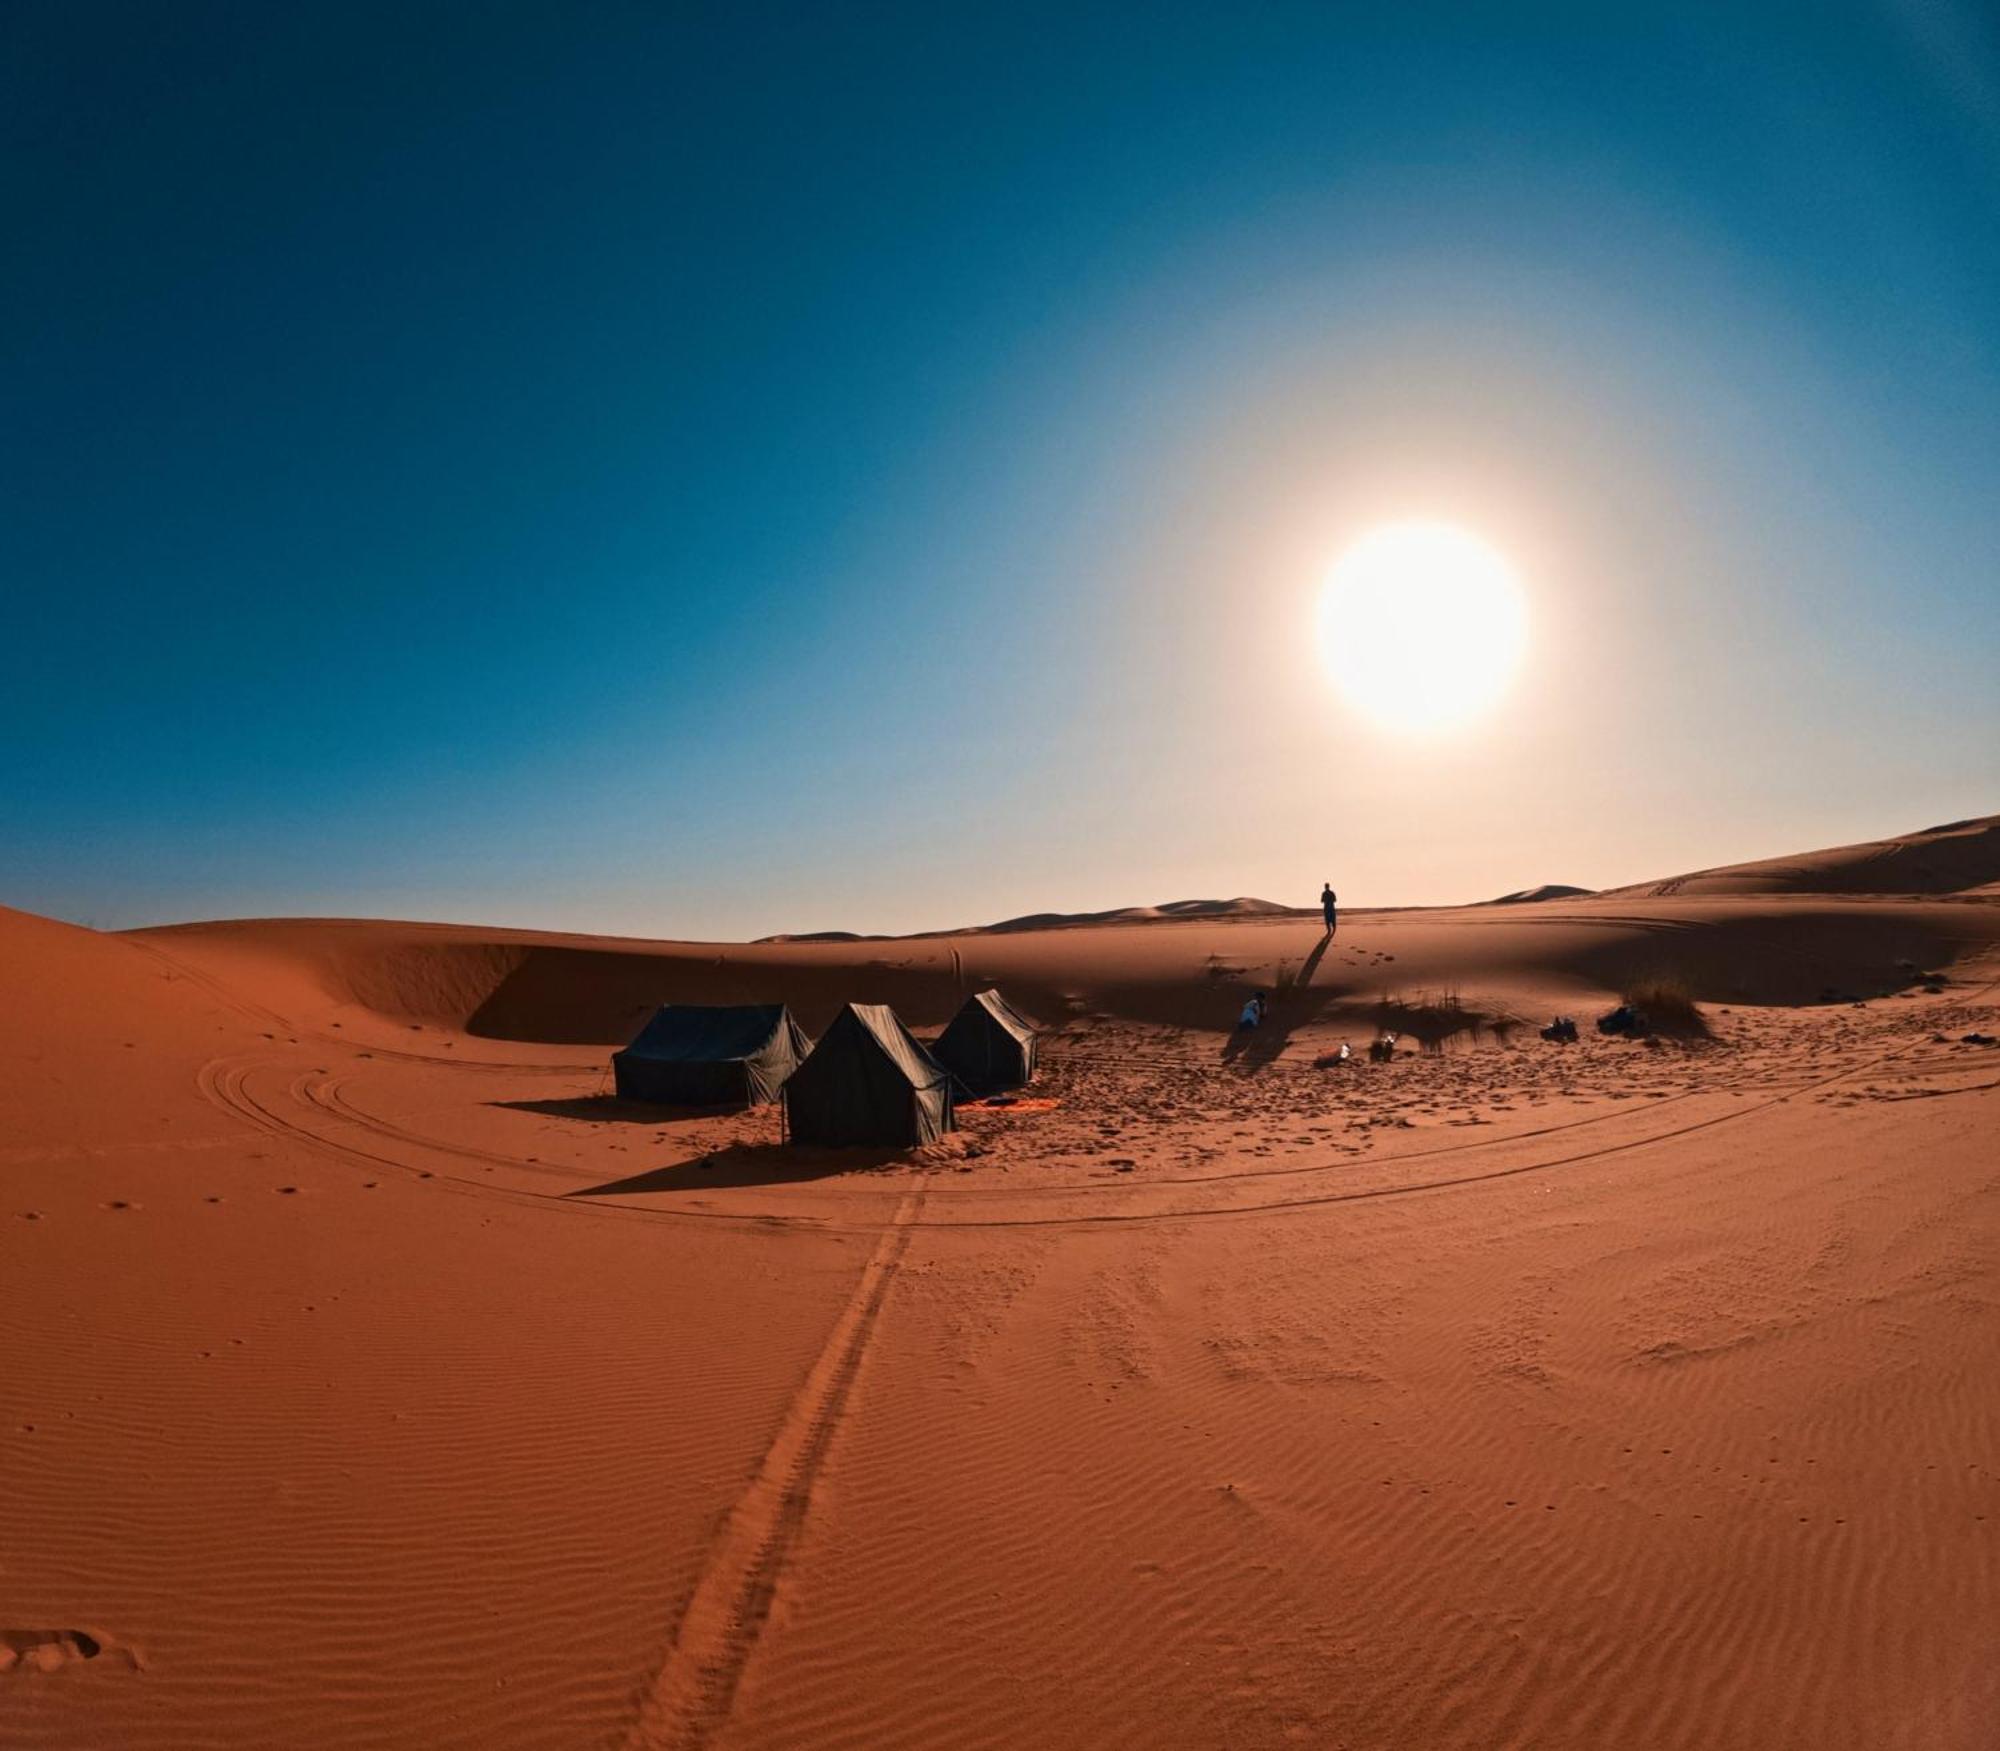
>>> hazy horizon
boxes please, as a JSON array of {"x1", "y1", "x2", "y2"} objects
[
  {"x1": 26, "y1": 804, "x2": 1990, "y2": 944},
  {"x1": 9, "y1": 4, "x2": 1998, "y2": 941}
]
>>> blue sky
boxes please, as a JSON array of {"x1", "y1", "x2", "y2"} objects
[{"x1": 6, "y1": 3, "x2": 1996, "y2": 937}]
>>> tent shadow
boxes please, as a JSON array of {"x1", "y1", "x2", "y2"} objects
[
  {"x1": 494, "y1": 1095, "x2": 748, "y2": 1126},
  {"x1": 568, "y1": 1143, "x2": 910, "y2": 1195}
]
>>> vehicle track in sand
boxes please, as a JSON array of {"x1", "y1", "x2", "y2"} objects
[
  {"x1": 189, "y1": 989, "x2": 1999, "y2": 1238},
  {"x1": 196, "y1": 1054, "x2": 785, "y2": 1226},
  {"x1": 173, "y1": 907, "x2": 1998, "y2": 1236},
  {"x1": 204, "y1": 1045, "x2": 1749, "y2": 1227},
  {"x1": 621, "y1": 1189, "x2": 926, "y2": 1750}
]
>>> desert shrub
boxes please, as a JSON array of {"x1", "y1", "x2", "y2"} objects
[
  {"x1": 1373, "y1": 987, "x2": 1498, "y2": 1050},
  {"x1": 1622, "y1": 974, "x2": 1708, "y2": 1036}
]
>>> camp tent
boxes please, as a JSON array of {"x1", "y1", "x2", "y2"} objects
[
  {"x1": 612, "y1": 1004, "x2": 811, "y2": 1107},
  {"x1": 784, "y1": 1003, "x2": 954, "y2": 1147},
  {"x1": 931, "y1": 988, "x2": 1038, "y2": 1095}
]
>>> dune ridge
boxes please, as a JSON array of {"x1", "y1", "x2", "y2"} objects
[
  {"x1": 117, "y1": 815, "x2": 1997, "y2": 1052},
  {"x1": 1612, "y1": 813, "x2": 2000, "y2": 899},
  {"x1": 131, "y1": 887, "x2": 1994, "y2": 1051},
  {"x1": 1482, "y1": 882, "x2": 1597, "y2": 905}
]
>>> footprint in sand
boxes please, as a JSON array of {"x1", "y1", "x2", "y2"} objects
[{"x1": 0, "y1": 1629, "x2": 136, "y2": 1674}]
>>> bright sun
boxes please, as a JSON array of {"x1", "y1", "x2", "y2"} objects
[{"x1": 1317, "y1": 521, "x2": 1528, "y2": 733}]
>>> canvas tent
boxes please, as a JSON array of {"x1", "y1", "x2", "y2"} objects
[
  {"x1": 931, "y1": 988, "x2": 1038, "y2": 1095},
  {"x1": 612, "y1": 1004, "x2": 810, "y2": 1107},
  {"x1": 784, "y1": 1003, "x2": 954, "y2": 1147}
]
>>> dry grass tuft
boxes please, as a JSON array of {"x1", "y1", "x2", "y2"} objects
[{"x1": 1622, "y1": 974, "x2": 1709, "y2": 1036}]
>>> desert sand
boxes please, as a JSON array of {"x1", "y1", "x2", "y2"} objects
[{"x1": 4, "y1": 816, "x2": 1998, "y2": 1748}]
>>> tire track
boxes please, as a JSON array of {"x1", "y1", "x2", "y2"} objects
[
  {"x1": 124, "y1": 936, "x2": 307, "y2": 1037},
  {"x1": 192, "y1": 973, "x2": 1998, "y2": 1237},
  {"x1": 194, "y1": 1055, "x2": 787, "y2": 1228},
  {"x1": 305, "y1": 1056, "x2": 1748, "y2": 1213},
  {"x1": 623, "y1": 1189, "x2": 926, "y2": 1750},
  {"x1": 936, "y1": 986, "x2": 2000, "y2": 1229}
]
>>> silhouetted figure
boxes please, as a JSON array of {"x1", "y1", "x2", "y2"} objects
[
  {"x1": 1321, "y1": 882, "x2": 1338, "y2": 936},
  {"x1": 1238, "y1": 991, "x2": 1268, "y2": 1030}
]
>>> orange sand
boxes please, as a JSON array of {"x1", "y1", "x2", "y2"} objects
[{"x1": 4, "y1": 817, "x2": 1997, "y2": 1747}]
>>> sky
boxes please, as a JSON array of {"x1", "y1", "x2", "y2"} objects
[{"x1": 6, "y1": 2, "x2": 1997, "y2": 939}]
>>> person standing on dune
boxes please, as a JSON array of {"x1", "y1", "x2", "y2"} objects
[{"x1": 1321, "y1": 881, "x2": 1338, "y2": 937}]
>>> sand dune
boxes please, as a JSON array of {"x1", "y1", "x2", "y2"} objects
[
  {"x1": 762, "y1": 897, "x2": 1301, "y2": 944},
  {"x1": 133, "y1": 883, "x2": 1995, "y2": 1047},
  {"x1": 1614, "y1": 813, "x2": 2000, "y2": 899},
  {"x1": 970, "y1": 896, "x2": 1299, "y2": 934},
  {"x1": 5, "y1": 824, "x2": 1999, "y2": 1747},
  {"x1": 1482, "y1": 882, "x2": 1597, "y2": 905}
]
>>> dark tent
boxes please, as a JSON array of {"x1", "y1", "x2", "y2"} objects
[
  {"x1": 784, "y1": 1003, "x2": 954, "y2": 1147},
  {"x1": 612, "y1": 1004, "x2": 811, "y2": 1107},
  {"x1": 931, "y1": 988, "x2": 1038, "y2": 1096}
]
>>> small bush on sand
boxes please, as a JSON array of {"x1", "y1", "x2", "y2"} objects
[
  {"x1": 1622, "y1": 974, "x2": 1708, "y2": 1036},
  {"x1": 1373, "y1": 987, "x2": 1500, "y2": 1050}
]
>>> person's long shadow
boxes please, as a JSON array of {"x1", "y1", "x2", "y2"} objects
[
  {"x1": 1295, "y1": 929, "x2": 1334, "y2": 989},
  {"x1": 495, "y1": 1095, "x2": 729, "y2": 1126},
  {"x1": 1221, "y1": 929, "x2": 1338, "y2": 1070}
]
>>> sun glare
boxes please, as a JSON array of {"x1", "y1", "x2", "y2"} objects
[{"x1": 1317, "y1": 521, "x2": 1528, "y2": 733}]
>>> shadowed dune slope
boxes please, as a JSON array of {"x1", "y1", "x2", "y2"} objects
[
  {"x1": 129, "y1": 889, "x2": 2000, "y2": 1049},
  {"x1": 120, "y1": 815, "x2": 1997, "y2": 1048}
]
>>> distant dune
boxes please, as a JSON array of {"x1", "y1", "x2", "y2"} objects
[
  {"x1": 109, "y1": 814, "x2": 1997, "y2": 1046},
  {"x1": 1480, "y1": 882, "x2": 1597, "y2": 905},
  {"x1": 1611, "y1": 813, "x2": 2000, "y2": 898},
  {"x1": 757, "y1": 897, "x2": 1303, "y2": 947},
  {"x1": 746, "y1": 814, "x2": 1998, "y2": 942},
  {"x1": 971, "y1": 895, "x2": 1298, "y2": 935}
]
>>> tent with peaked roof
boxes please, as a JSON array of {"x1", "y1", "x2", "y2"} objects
[
  {"x1": 612, "y1": 1003, "x2": 811, "y2": 1107},
  {"x1": 931, "y1": 988, "x2": 1038, "y2": 1096},
  {"x1": 784, "y1": 1003, "x2": 954, "y2": 1146}
]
